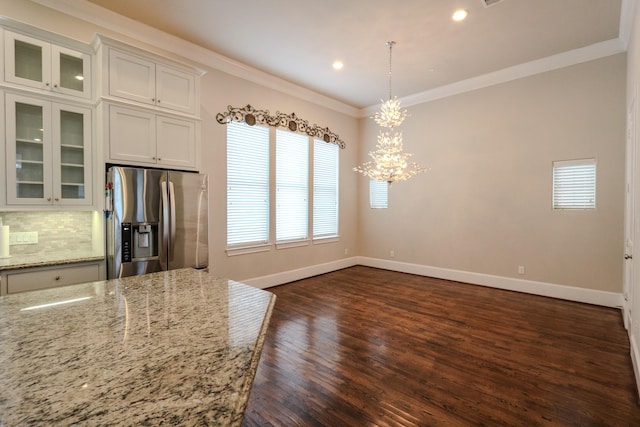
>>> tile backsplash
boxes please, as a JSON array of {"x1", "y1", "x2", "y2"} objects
[{"x1": 0, "y1": 211, "x2": 99, "y2": 255}]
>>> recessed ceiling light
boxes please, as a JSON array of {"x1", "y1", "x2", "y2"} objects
[
  {"x1": 332, "y1": 60, "x2": 344, "y2": 70},
  {"x1": 452, "y1": 9, "x2": 468, "y2": 22}
]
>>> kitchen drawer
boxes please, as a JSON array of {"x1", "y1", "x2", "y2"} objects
[{"x1": 7, "y1": 264, "x2": 100, "y2": 294}]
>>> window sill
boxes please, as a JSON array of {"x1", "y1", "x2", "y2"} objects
[
  {"x1": 226, "y1": 243, "x2": 271, "y2": 256},
  {"x1": 313, "y1": 235, "x2": 340, "y2": 245},
  {"x1": 275, "y1": 239, "x2": 310, "y2": 250}
]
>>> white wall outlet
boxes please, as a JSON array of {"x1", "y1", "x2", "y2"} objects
[
  {"x1": 518, "y1": 265, "x2": 525, "y2": 275},
  {"x1": 390, "y1": 250, "x2": 395, "y2": 258},
  {"x1": 344, "y1": 248, "x2": 349, "y2": 255}
]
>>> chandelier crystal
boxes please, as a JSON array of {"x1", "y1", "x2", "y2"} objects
[
  {"x1": 354, "y1": 41, "x2": 425, "y2": 184},
  {"x1": 374, "y1": 97, "x2": 407, "y2": 128}
]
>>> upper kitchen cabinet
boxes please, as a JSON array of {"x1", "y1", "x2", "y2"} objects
[
  {"x1": 94, "y1": 35, "x2": 203, "y2": 171},
  {"x1": 4, "y1": 93, "x2": 92, "y2": 207},
  {"x1": 105, "y1": 104, "x2": 198, "y2": 170},
  {"x1": 95, "y1": 35, "x2": 202, "y2": 117},
  {"x1": 109, "y1": 49, "x2": 197, "y2": 115},
  {"x1": 4, "y1": 30, "x2": 92, "y2": 100}
]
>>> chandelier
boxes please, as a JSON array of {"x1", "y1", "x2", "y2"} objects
[{"x1": 354, "y1": 41, "x2": 425, "y2": 184}]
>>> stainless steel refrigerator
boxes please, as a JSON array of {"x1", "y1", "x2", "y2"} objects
[{"x1": 105, "y1": 166, "x2": 208, "y2": 279}]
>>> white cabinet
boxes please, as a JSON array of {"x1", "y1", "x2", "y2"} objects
[
  {"x1": 3, "y1": 262, "x2": 102, "y2": 294},
  {"x1": 108, "y1": 49, "x2": 197, "y2": 115},
  {"x1": 5, "y1": 93, "x2": 92, "y2": 207},
  {"x1": 107, "y1": 104, "x2": 197, "y2": 170},
  {"x1": 4, "y1": 30, "x2": 91, "y2": 99},
  {"x1": 95, "y1": 36, "x2": 203, "y2": 171}
]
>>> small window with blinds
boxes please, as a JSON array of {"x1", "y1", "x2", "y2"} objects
[
  {"x1": 370, "y1": 180, "x2": 388, "y2": 209},
  {"x1": 552, "y1": 158, "x2": 596, "y2": 210},
  {"x1": 227, "y1": 121, "x2": 270, "y2": 250},
  {"x1": 313, "y1": 140, "x2": 339, "y2": 239},
  {"x1": 276, "y1": 129, "x2": 309, "y2": 243}
]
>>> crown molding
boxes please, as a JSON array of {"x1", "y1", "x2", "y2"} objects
[
  {"x1": 361, "y1": 38, "x2": 627, "y2": 118},
  {"x1": 619, "y1": 0, "x2": 637, "y2": 49}
]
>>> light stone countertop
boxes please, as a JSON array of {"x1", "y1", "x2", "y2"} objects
[
  {"x1": 0, "y1": 248, "x2": 105, "y2": 271},
  {"x1": 0, "y1": 268, "x2": 276, "y2": 426}
]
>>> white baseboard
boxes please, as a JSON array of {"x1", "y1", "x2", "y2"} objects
[
  {"x1": 241, "y1": 257, "x2": 359, "y2": 289},
  {"x1": 356, "y1": 257, "x2": 624, "y2": 308},
  {"x1": 631, "y1": 334, "x2": 640, "y2": 403},
  {"x1": 242, "y1": 256, "x2": 623, "y2": 308}
]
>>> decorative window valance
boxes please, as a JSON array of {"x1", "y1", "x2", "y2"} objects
[{"x1": 216, "y1": 104, "x2": 346, "y2": 149}]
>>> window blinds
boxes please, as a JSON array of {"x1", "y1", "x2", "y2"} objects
[
  {"x1": 313, "y1": 140, "x2": 339, "y2": 238},
  {"x1": 276, "y1": 129, "x2": 309, "y2": 241},
  {"x1": 370, "y1": 179, "x2": 388, "y2": 209},
  {"x1": 227, "y1": 121, "x2": 270, "y2": 246},
  {"x1": 552, "y1": 159, "x2": 596, "y2": 210}
]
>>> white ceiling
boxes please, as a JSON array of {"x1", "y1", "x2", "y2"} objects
[{"x1": 83, "y1": 0, "x2": 624, "y2": 109}]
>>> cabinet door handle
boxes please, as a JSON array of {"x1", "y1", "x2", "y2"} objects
[
  {"x1": 54, "y1": 198, "x2": 59, "y2": 202},
  {"x1": 55, "y1": 276, "x2": 61, "y2": 281},
  {"x1": 151, "y1": 98, "x2": 155, "y2": 102},
  {"x1": 45, "y1": 82, "x2": 50, "y2": 87},
  {"x1": 53, "y1": 84, "x2": 58, "y2": 88},
  {"x1": 47, "y1": 197, "x2": 52, "y2": 202},
  {"x1": 157, "y1": 99, "x2": 161, "y2": 103}
]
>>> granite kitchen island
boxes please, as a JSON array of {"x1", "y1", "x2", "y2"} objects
[{"x1": 0, "y1": 268, "x2": 275, "y2": 426}]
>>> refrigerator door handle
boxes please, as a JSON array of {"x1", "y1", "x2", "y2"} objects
[
  {"x1": 169, "y1": 181, "x2": 177, "y2": 262},
  {"x1": 161, "y1": 180, "x2": 169, "y2": 270}
]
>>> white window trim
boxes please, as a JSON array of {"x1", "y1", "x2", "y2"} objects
[
  {"x1": 370, "y1": 179, "x2": 389, "y2": 209},
  {"x1": 313, "y1": 139, "x2": 340, "y2": 240},
  {"x1": 313, "y1": 236, "x2": 340, "y2": 245},
  {"x1": 552, "y1": 158, "x2": 596, "y2": 210},
  {"x1": 226, "y1": 243, "x2": 272, "y2": 257},
  {"x1": 276, "y1": 129, "x2": 309, "y2": 242},
  {"x1": 226, "y1": 121, "x2": 270, "y2": 249},
  {"x1": 275, "y1": 239, "x2": 311, "y2": 250}
]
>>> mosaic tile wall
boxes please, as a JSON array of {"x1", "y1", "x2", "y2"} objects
[{"x1": 0, "y1": 211, "x2": 94, "y2": 255}]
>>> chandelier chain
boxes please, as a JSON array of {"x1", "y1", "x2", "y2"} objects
[{"x1": 387, "y1": 41, "x2": 395, "y2": 101}]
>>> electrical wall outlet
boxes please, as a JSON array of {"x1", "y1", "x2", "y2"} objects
[
  {"x1": 9, "y1": 231, "x2": 38, "y2": 245},
  {"x1": 518, "y1": 265, "x2": 525, "y2": 275}
]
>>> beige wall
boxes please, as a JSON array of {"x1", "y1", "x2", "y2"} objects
[{"x1": 358, "y1": 54, "x2": 626, "y2": 292}]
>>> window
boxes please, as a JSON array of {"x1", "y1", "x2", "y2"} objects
[
  {"x1": 226, "y1": 121, "x2": 269, "y2": 247},
  {"x1": 552, "y1": 158, "x2": 596, "y2": 210},
  {"x1": 313, "y1": 140, "x2": 339, "y2": 238},
  {"x1": 370, "y1": 180, "x2": 388, "y2": 209},
  {"x1": 276, "y1": 129, "x2": 309, "y2": 242},
  {"x1": 227, "y1": 123, "x2": 340, "y2": 251}
]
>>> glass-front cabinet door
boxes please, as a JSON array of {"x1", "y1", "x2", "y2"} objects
[
  {"x1": 51, "y1": 46, "x2": 91, "y2": 98},
  {"x1": 52, "y1": 104, "x2": 92, "y2": 204},
  {"x1": 5, "y1": 94, "x2": 52, "y2": 205},
  {"x1": 5, "y1": 93, "x2": 92, "y2": 206},
  {"x1": 4, "y1": 31, "x2": 91, "y2": 99}
]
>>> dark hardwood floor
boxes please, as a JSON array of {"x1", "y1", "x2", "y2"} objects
[{"x1": 241, "y1": 266, "x2": 640, "y2": 426}]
